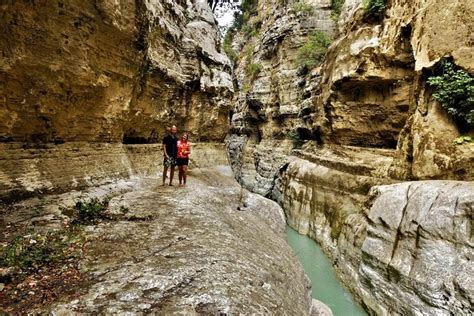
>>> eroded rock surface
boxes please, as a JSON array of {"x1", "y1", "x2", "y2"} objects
[
  {"x1": 225, "y1": 0, "x2": 473, "y2": 315},
  {"x1": 1, "y1": 167, "x2": 324, "y2": 314},
  {"x1": 281, "y1": 159, "x2": 474, "y2": 314},
  {"x1": 355, "y1": 181, "x2": 473, "y2": 314},
  {"x1": 0, "y1": 0, "x2": 232, "y2": 200}
]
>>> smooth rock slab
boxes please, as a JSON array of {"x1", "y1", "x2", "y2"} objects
[{"x1": 48, "y1": 167, "x2": 317, "y2": 314}]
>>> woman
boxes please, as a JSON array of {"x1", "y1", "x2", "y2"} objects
[{"x1": 177, "y1": 132, "x2": 191, "y2": 186}]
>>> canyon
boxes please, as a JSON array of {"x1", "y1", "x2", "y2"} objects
[{"x1": 1, "y1": 0, "x2": 473, "y2": 314}]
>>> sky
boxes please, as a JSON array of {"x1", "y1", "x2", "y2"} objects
[{"x1": 211, "y1": 0, "x2": 241, "y2": 33}]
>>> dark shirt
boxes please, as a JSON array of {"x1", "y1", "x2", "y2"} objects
[{"x1": 163, "y1": 134, "x2": 178, "y2": 158}]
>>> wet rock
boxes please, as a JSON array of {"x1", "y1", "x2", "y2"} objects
[{"x1": 311, "y1": 299, "x2": 333, "y2": 316}]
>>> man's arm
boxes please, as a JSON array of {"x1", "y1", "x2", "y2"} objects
[{"x1": 163, "y1": 143, "x2": 169, "y2": 158}]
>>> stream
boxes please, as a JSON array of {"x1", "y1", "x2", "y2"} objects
[{"x1": 286, "y1": 226, "x2": 367, "y2": 316}]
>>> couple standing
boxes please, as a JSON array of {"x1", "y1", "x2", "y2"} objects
[{"x1": 162, "y1": 125, "x2": 191, "y2": 186}]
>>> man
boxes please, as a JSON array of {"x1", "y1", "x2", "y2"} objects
[{"x1": 162, "y1": 125, "x2": 178, "y2": 186}]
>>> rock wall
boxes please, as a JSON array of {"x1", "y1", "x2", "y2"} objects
[
  {"x1": 279, "y1": 159, "x2": 473, "y2": 314},
  {"x1": 225, "y1": 0, "x2": 473, "y2": 314},
  {"x1": 0, "y1": 0, "x2": 233, "y2": 200},
  {"x1": 322, "y1": 0, "x2": 474, "y2": 180},
  {"x1": 0, "y1": 142, "x2": 228, "y2": 202}
]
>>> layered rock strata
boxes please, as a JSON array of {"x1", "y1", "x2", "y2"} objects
[
  {"x1": 280, "y1": 160, "x2": 473, "y2": 314},
  {"x1": 226, "y1": 0, "x2": 474, "y2": 314},
  {"x1": 0, "y1": 142, "x2": 227, "y2": 202},
  {"x1": 0, "y1": 0, "x2": 232, "y2": 199}
]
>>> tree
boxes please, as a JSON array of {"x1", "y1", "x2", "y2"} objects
[{"x1": 208, "y1": 0, "x2": 240, "y2": 13}]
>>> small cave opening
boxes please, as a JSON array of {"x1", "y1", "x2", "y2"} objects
[
  {"x1": 122, "y1": 129, "x2": 159, "y2": 144},
  {"x1": 296, "y1": 127, "x2": 323, "y2": 144}
]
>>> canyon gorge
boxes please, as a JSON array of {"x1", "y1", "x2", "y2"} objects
[{"x1": 1, "y1": 0, "x2": 473, "y2": 314}]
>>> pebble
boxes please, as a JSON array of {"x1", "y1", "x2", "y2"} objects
[{"x1": 0, "y1": 283, "x2": 4, "y2": 291}]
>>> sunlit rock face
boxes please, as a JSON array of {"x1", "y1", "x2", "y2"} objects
[
  {"x1": 227, "y1": 0, "x2": 473, "y2": 191},
  {"x1": 225, "y1": 0, "x2": 336, "y2": 196},
  {"x1": 279, "y1": 159, "x2": 474, "y2": 314},
  {"x1": 225, "y1": 0, "x2": 473, "y2": 314},
  {"x1": 0, "y1": 0, "x2": 233, "y2": 200},
  {"x1": 322, "y1": 0, "x2": 474, "y2": 180}
]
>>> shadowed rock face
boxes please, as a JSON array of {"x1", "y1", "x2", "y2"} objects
[
  {"x1": 0, "y1": 1, "x2": 233, "y2": 200},
  {"x1": 0, "y1": 0, "x2": 232, "y2": 144}
]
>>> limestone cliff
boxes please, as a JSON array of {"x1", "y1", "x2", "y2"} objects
[
  {"x1": 0, "y1": 0, "x2": 232, "y2": 200},
  {"x1": 225, "y1": 0, "x2": 473, "y2": 314}
]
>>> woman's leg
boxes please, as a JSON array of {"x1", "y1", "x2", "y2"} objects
[
  {"x1": 182, "y1": 165, "x2": 188, "y2": 185},
  {"x1": 178, "y1": 165, "x2": 183, "y2": 185}
]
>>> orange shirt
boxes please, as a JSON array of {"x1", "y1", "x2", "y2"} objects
[{"x1": 177, "y1": 140, "x2": 190, "y2": 158}]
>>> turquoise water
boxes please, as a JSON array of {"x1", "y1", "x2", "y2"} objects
[{"x1": 286, "y1": 226, "x2": 367, "y2": 316}]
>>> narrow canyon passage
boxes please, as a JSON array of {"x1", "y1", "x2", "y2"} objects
[
  {"x1": 1, "y1": 0, "x2": 473, "y2": 314},
  {"x1": 1, "y1": 166, "x2": 329, "y2": 314}
]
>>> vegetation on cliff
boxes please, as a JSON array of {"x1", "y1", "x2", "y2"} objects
[
  {"x1": 297, "y1": 31, "x2": 332, "y2": 69},
  {"x1": 287, "y1": 130, "x2": 304, "y2": 149},
  {"x1": 428, "y1": 60, "x2": 474, "y2": 131},
  {"x1": 222, "y1": 0, "x2": 259, "y2": 64},
  {"x1": 363, "y1": 0, "x2": 386, "y2": 21},
  {"x1": 291, "y1": 1, "x2": 314, "y2": 15},
  {"x1": 245, "y1": 62, "x2": 262, "y2": 80},
  {"x1": 331, "y1": 0, "x2": 345, "y2": 21}
]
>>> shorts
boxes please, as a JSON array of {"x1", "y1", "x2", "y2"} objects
[
  {"x1": 164, "y1": 157, "x2": 177, "y2": 167},
  {"x1": 177, "y1": 158, "x2": 189, "y2": 166}
]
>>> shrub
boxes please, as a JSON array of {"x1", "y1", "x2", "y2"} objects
[
  {"x1": 244, "y1": 43, "x2": 255, "y2": 60},
  {"x1": 427, "y1": 60, "x2": 474, "y2": 130},
  {"x1": 245, "y1": 63, "x2": 262, "y2": 81},
  {"x1": 287, "y1": 130, "x2": 304, "y2": 148},
  {"x1": 363, "y1": 0, "x2": 386, "y2": 21},
  {"x1": 297, "y1": 31, "x2": 332, "y2": 69},
  {"x1": 331, "y1": 0, "x2": 345, "y2": 21},
  {"x1": 242, "y1": 22, "x2": 260, "y2": 37},
  {"x1": 241, "y1": 0, "x2": 258, "y2": 15},
  {"x1": 291, "y1": 1, "x2": 314, "y2": 15},
  {"x1": 73, "y1": 197, "x2": 109, "y2": 224},
  {"x1": 221, "y1": 0, "x2": 259, "y2": 62},
  {"x1": 0, "y1": 227, "x2": 84, "y2": 274},
  {"x1": 223, "y1": 30, "x2": 238, "y2": 63}
]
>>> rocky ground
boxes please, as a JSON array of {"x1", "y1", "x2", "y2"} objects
[{"x1": 0, "y1": 166, "x2": 328, "y2": 314}]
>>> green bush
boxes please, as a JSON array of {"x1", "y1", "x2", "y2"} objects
[
  {"x1": 223, "y1": 30, "x2": 238, "y2": 63},
  {"x1": 427, "y1": 60, "x2": 474, "y2": 130},
  {"x1": 242, "y1": 22, "x2": 260, "y2": 37},
  {"x1": 74, "y1": 197, "x2": 109, "y2": 224},
  {"x1": 297, "y1": 31, "x2": 332, "y2": 69},
  {"x1": 331, "y1": 0, "x2": 345, "y2": 21},
  {"x1": 221, "y1": 0, "x2": 259, "y2": 62},
  {"x1": 0, "y1": 227, "x2": 83, "y2": 274},
  {"x1": 363, "y1": 0, "x2": 386, "y2": 21},
  {"x1": 245, "y1": 63, "x2": 262, "y2": 81},
  {"x1": 287, "y1": 130, "x2": 304, "y2": 149},
  {"x1": 291, "y1": 1, "x2": 314, "y2": 15}
]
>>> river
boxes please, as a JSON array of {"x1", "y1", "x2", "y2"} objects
[{"x1": 286, "y1": 226, "x2": 367, "y2": 316}]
